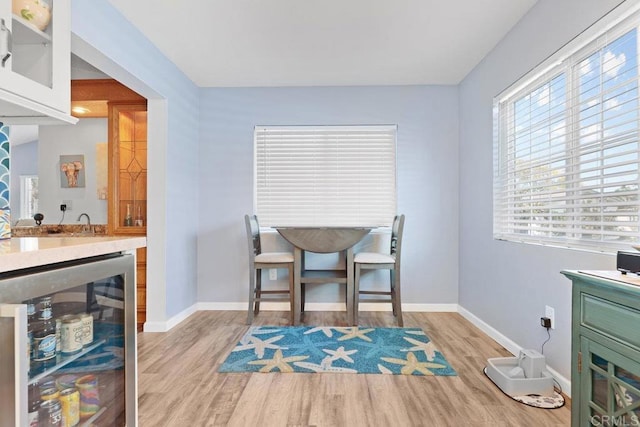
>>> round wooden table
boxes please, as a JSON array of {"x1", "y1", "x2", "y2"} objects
[{"x1": 275, "y1": 227, "x2": 372, "y2": 325}]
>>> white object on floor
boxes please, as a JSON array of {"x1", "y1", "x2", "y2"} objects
[{"x1": 485, "y1": 349, "x2": 554, "y2": 397}]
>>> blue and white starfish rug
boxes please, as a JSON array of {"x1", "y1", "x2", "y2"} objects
[{"x1": 218, "y1": 326, "x2": 457, "y2": 376}]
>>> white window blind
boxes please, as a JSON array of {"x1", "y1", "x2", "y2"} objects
[
  {"x1": 255, "y1": 125, "x2": 397, "y2": 227},
  {"x1": 494, "y1": 3, "x2": 640, "y2": 252},
  {"x1": 20, "y1": 175, "x2": 38, "y2": 219}
]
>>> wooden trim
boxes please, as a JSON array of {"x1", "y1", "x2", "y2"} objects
[{"x1": 71, "y1": 79, "x2": 145, "y2": 102}]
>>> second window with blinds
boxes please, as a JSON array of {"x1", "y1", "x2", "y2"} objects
[
  {"x1": 493, "y1": 4, "x2": 640, "y2": 253},
  {"x1": 254, "y1": 125, "x2": 397, "y2": 228}
]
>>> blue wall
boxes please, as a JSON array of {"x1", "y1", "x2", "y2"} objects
[
  {"x1": 72, "y1": 0, "x2": 200, "y2": 323},
  {"x1": 198, "y1": 85, "x2": 460, "y2": 306}
]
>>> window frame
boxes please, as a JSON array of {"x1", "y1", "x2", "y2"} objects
[{"x1": 493, "y1": 2, "x2": 640, "y2": 253}]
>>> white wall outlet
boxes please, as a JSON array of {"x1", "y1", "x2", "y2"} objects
[
  {"x1": 62, "y1": 200, "x2": 72, "y2": 211},
  {"x1": 545, "y1": 305, "x2": 555, "y2": 329},
  {"x1": 269, "y1": 269, "x2": 277, "y2": 280}
]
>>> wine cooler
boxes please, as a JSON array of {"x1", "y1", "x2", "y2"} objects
[{"x1": 0, "y1": 253, "x2": 137, "y2": 426}]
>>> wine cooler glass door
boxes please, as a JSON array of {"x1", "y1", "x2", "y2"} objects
[{"x1": 0, "y1": 253, "x2": 136, "y2": 427}]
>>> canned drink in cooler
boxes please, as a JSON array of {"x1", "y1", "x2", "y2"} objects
[
  {"x1": 40, "y1": 387, "x2": 60, "y2": 401},
  {"x1": 60, "y1": 315, "x2": 83, "y2": 354},
  {"x1": 40, "y1": 398, "x2": 63, "y2": 426},
  {"x1": 59, "y1": 387, "x2": 80, "y2": 427},
  {"x1": 38, "y1": 377, "x2": 56, "y2": 392},
  {"x1": 79, "y1": 313, "x2": 93, "y2": 345},
  {"x1": 76, "y1": 374, "x2": 100, "y2": 419},
  {"x1": 55, "y1": 318, "x2": 61, "y2": 352},
  {"x1": 55, "y1": 374, "x2": 78, "y2": 391}
]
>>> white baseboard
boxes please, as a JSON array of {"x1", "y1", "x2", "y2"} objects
[
  {"x1": 197, "y1": 302, "x2": 249, "y2": 311},
  {"x1": 143, "y1": 303, "x2": 198, "y2": 333},
  {"x1": 400, "y1": 303, "x2": 459, "y2": 312},
  {"x1": 458, "y1": 305, "x2": 571, "y2": 398}
]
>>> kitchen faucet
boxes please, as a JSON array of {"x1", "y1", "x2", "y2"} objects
[{"x1": 77, "y1": 213, "x2": 92, "y2": 233}]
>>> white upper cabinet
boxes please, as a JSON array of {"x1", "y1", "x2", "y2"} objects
[{"x1": 0, "y1": 0, "x2": 77, "y2": 124}]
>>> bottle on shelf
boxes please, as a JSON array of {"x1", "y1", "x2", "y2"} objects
[
  {"x1": 28, "y1": 382, "x2": 40, "y2": 427},
  {"x1": 124, "y1": 204, "x2": 133, "y2": 226},
  {"x1": 32, "y1": 296, "x2": 57, "y2": 366},
  {"x1": 26, "y1": 300, "x2": 36, "y2": 374},
  {"x1": 135, "y1": 205, "x2": 144, "y2": 227}
]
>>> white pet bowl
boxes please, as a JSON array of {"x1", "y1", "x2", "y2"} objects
[{"x1": 486, "y1": 356, "x2": 554, "y2": 397}]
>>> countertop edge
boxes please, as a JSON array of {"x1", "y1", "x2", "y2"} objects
[
  {"x1": 0, "y1": 236, "x2": 147, "y2": 272},
  {"x1": 562, "y1": 269, "x2": 640, "y2": 289}
]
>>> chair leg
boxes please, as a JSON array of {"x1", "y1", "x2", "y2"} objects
[
  {"x1": 392, "y1": 269, "x2": 403, "y2": 327},
  {"x1": 288, "y1": 264, "x2": 295, "y2": 325},
  {"x1": 247, "y1": 268, "x2": 256, "y2": 325},
  {"x1": 354, "y1": 263, "x2": 361, "y2": 325},
  {"x1": 254, "y1": 269, "x2": 262, "y2": 315},
  {"x1": 390, "y1": 270, "x2": 396, "y2": 317},
  {"x1": 300, "y1": 251, "x2": 306, "y2": 316}
]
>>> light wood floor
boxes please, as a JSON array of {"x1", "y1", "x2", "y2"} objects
[{"x1": 137, "y1": 311, "x2": 571, "y2": 426}]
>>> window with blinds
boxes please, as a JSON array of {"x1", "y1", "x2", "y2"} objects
[
  {"x1": 493, "y1": 3, "x2": 640, "y2": 252},
  {"x1": 255, "y1": 125, "x2": 397, "y2": 227}
]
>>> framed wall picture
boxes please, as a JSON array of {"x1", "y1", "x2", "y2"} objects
[{"x1": 60, "y1": 154, "x2": 86, "y2": 188}]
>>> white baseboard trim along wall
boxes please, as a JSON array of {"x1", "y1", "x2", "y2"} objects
[
  {"x1": 142, "y1": 302, "x2": 571, "y2": 396},
  {"x1": 143, "y1": 304, "x2": 199, "y2": 333}
]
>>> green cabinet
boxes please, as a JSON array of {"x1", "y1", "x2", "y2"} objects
[{"x1": 563, "y1": 270, "x2": 640, "y2": 427}]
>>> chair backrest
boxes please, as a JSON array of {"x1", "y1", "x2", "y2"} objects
[
  {"x1": 390, "y1": 214, "x2": 405, "y2": 266},
  {"x1": 244, "y1": 214, "x2": 262, "y2": 260}
]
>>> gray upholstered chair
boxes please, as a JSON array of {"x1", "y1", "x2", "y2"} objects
[
  {"x1": 353, "y1": 214, "x2": 405, "y2": 326},
  {"x1": 244, "y1": 214, "x2": 295, "y2": 324}
]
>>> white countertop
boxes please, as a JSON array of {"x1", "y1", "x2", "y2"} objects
[{"x1": 0, "y1": 236, "x2": 147, "y2": 273}]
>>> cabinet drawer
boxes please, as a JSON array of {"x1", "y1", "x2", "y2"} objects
[{"x1": 582, "y1": 293, "x2": 640, "y2": 349}]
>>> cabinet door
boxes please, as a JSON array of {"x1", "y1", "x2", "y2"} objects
[
  {"x1": 0, "y1": 0, "x2": 72, "y2": 119},
  {"x1": 580, "y1": 337, "x2": 640, "y2": 426},
  {"x1": 108, "y1": 102, "x2": 148, "y2": 234}
]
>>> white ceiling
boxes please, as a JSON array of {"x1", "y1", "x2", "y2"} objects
[{"x1": 108, "y1": 0, "x2": 536, "y2": 88}]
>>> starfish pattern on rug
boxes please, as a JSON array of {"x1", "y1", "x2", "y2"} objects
[
  {"x1": 380, "y1": 351, "x2": 446, "y2": 375},
  {"x1": 248, "y1": 349, "x2": 309, "y2": 373},
  {"x1": 294, "y1": 356, "x2": 359, "y2": 373},
  {"x1": 352, "y1": 336, "x2": 406, "y2": 359},
  {"x1": 293, "y1": 345, "x2": 359, "y2": 373},
  {"x1": 335, "y1": 327, "x2": 375, "y2": 342},
  {"x1": 304, "y1": 326, "x2": 334, "y2": 337},
  {"x1": 232, "y1": 334, "x2": 287, "y2": 359},
  {"x1": 279, "y1": 334, "x2": 335, "y2": 358},
  {"x1": 402, "y1": 337, "x2": 438, "y2": 361},
  {"x1": 323, "y1": 346, "x2": 357, "y2": 363}
]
